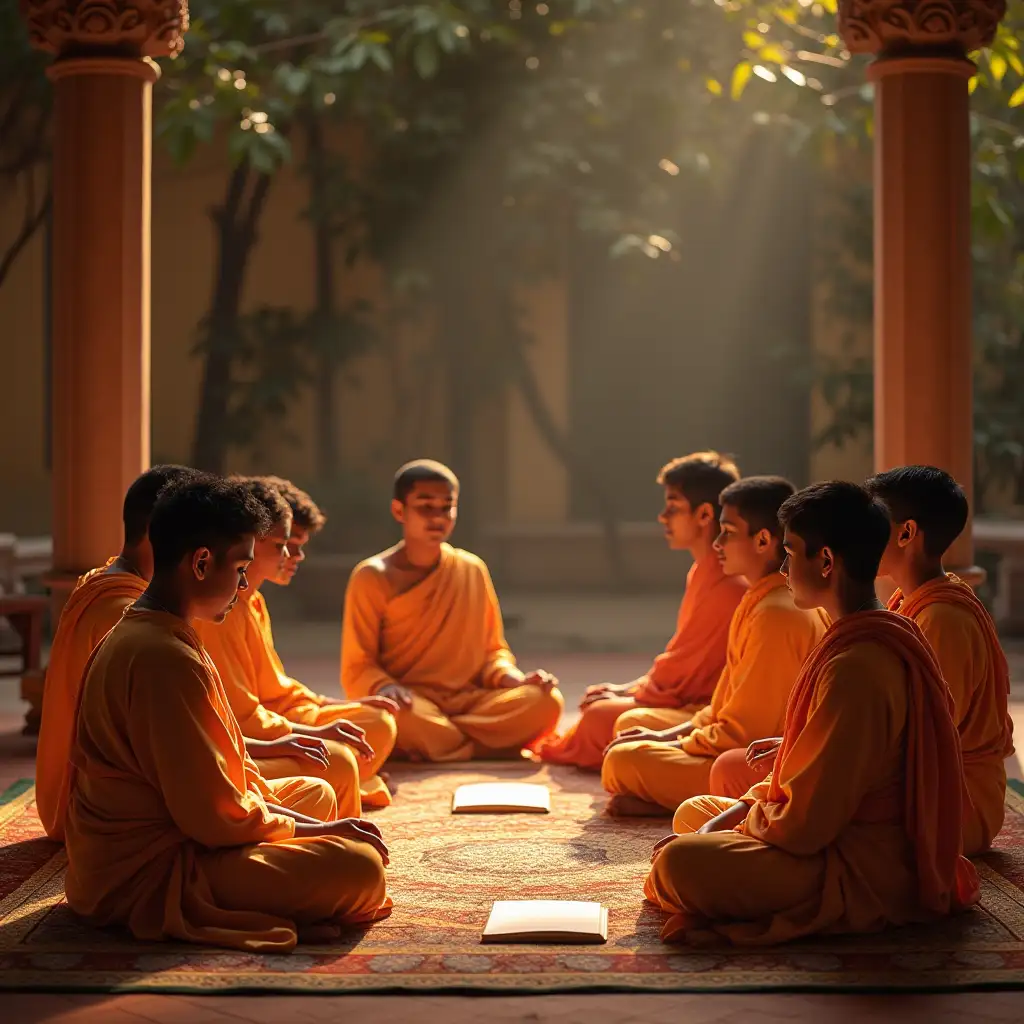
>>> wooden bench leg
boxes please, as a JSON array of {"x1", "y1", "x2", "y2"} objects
[{"x1": 20, "y1": 669, "x2": 44, "y2": 735}]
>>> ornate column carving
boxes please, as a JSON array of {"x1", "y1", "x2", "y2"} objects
[
  {"x1": 18, "y1": 0, "x2": 188, "y2": 730},
  {"x1": 839, "y1": 0, "x2": 1005, "y2": 56},
  {"x1": 838, "y1": 0, "x2": 1005, "y2": 584},
  {"x1": 21, "y1": 0, "x2": 188, "y2": 58}
]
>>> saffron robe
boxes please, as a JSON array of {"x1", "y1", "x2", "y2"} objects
[
  {"x1": 341, "y1": 543, "x2": 563, "y2": 762},
  {"x1": 602, "y1": 573, "x2": 827, "y2": 810},
  {"x1": 709, "y1": 746, "x2": 772, "y2": 799},
  {"x1": 539, "y1": 556, "x2": 748, "y2": 770},
  {"x1": 889, "y1": 574, "x2": 1014, "y2": 855},
  {"x1": 36, "y1": 561, "x2": 147, "y2": 840},
  {"x1": 65, "y1": 609, "x2": 392, "y2": 952},
  {"x1": 195, "y1": 592, "x2": 391, "y2": 814},
  {"x1": 249, "y1": 588, "x2": 395, "y2": 807},
  {"x1": 645, "y1": 611, "x2": 979, "y2": 945}
]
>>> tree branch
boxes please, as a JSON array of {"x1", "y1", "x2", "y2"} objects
[
  {"x1": 0, "y1": 103, "x2": 50, "y2": 176},
  {"x1": 0, "y1": 177, "x2": 50, "y2": 292}
]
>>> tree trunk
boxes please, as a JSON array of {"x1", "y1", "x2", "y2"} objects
[
  {"x1": 0, "y1": 175, "x2": 49, "y2": 291},
  {"x1": 507, "y1": 325, "x2": 628, "y2": 590},
  {"x1": 191, "y1": 165, "x2": 272, "y2": 472},
  {"x1": 305, "y1": 115, "x2": 340, "y2": 480}
]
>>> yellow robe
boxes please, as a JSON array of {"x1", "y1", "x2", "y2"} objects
[
  {"x1": 36, "y1": 561, "x2": 146, "y2": 840},
  {"x1": 602, "y1": 573, "x2": 827, "y2": 810},
  {"x1": 194, "y1": 592, "x2": 391, "y2": 813},
  {"x1": 645, "y1": 612, "x2": 978, "y2": 945},
  {"x1": 65, "y1": 609, "x2": 392, "y2": 952},
  {"x1": 249, "y1": 589, "x2": 395, "y2": 807},
  {"x1": 889, "y1": 575, "x2": 1014, "y2": 855},
  {"x1": 341, "y1": 543, "x2": 563, "y2": 762}
]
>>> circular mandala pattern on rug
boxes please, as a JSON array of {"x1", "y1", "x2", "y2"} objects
[{"x1": 418, "y1": 839, "x2": 610, "y2": 875}]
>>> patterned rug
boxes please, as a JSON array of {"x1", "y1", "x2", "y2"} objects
[{"x1": 2, "y1": 766, "x2": 1024, "y2": 993}]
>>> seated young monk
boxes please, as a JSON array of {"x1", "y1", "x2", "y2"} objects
[
  {"x1": 539, "y1": 452, "x2": 748, "y2": 771},
  {"x1": 259, "y1": 477, "x2": 400, "y2": 764},
  {"x1": 196, "y1": 479, "x2": 396, "y2": 812},
  {"x1": 341, "y1": 459, "x2": 563, "y2": 762},
  {"x1": 36, "y1": 464, "x2": 198, "y2": 840},
  {"x1": 242, "y1": 476, "x2": 399, "y2": 802},
  {"x1": 643, "y1": 481, "x2": 978, "y2": 945},
  {"x1": 65, "y1": 476, "x2": 391, "y2": 952},
  {"x1": 601, "y1": 477, "x2": 827, "y2": 816},
  {"x1": 866, "y1": 465, "x2": 1014, "y2": 856}
]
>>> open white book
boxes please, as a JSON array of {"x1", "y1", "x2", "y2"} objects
[
  {"x1": 451, "y1": 782, "x2": 551, "y2": 814},
  {"x1": 482, "y1": 900, "x2": 609, "y2": 944}
]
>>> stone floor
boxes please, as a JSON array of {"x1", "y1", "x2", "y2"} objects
[
  {"x1": 5, "y1": 991, "x2": 1024, "y2": 1023},
  {"x1": 4, "y1": 611, "x2": 1024, "y2": 1021}
]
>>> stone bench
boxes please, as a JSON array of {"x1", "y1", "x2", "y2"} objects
[
  {"x1": 973, "y1": 518, "x2": 1024, "y2": 634},
  {"x1": 0, "y1": 595, "x2": 47, "y2": 734},
  {"x1": 0, "y1": 534, "x2": 52, "y2": 734},
  {"x1": 0, "y1": 533, "x2": 53, "y2": 594}
]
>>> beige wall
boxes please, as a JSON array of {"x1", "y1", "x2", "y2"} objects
[
  {"x1": 808, "y1": 141, "x2": 874, "y2": 486},
  {"x1": 507, "y1": 279, "x2": 570, "y2": 524},
  {"x1": 0, "y1": 129, "x2": 895, "y2": 550},
  {"x1": 0, "y1": 136, "x2": 570, "y2": 538}
]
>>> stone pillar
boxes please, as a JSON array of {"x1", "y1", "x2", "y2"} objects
[
  {"x1": 838, "y1": 0, "x2": 1006, "y2": 581},
  {"x1": 19, "y1": 1, "x2": 189, "y2": 728}
]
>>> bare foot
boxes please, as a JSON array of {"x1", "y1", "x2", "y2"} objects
[
  {"x1": 379, "y1": 771, "x2": 398, "y2": 796},
  {"x1": 606, "y1": 794, "x2": 672, "y2": 818}
]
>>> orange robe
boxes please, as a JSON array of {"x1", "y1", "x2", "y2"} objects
[
  {"x1": 602, "y1": 573, "x2": 827, "y2": 810},
  {"x1": 889, "y1": 574, "x2": 1014, "y2": 855},
  {"x1": 194, "y1": 592, "x2": 392, "y2": 813},
  {"x1": 645, "y1": 611, "x2": 979, "y2": 945},
  {"x1": 249, "y1": 588, "x2": 396, "y2": 807},
  {"x1": 539, "y1": 556, "x2": 747, "y2": 770},
  {"x1": 341, "y1": 543, "x2": 563, "y2": 762},
  {"x1": 708, "y1": 746, "x2": 771, "y2": 799},
  {"x1": 65, "y1": 609, "x2": 392, "y2": 952},
  {"x1": 36, "y1": 561, "x2": 146, "y2": 840}
]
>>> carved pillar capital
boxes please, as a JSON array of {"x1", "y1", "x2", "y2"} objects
[
  {"x1": 19, "y1": 0, "x2": 189, "y2": 60},
  {"x1": 838, "y1": 0, "x2": 1006, "y2": 58}
]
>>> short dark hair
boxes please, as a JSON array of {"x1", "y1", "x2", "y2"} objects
[
  {"x1": 394, "y1": 459, "x2": 460, "y2": 503},
  {"x1": 259, "y1": 476, "x2": 327, "y2": 534},
  {"x1": 719, "y1": 476, "x2": 796, "y2": 542},
  {"x1": 657, "y1": 452, "x2": 740, "y2": 519},
  {"x1": 864, "y1": 465, "x2": 968, "y2": 559},
  {"x1": 123, "y1": 465, "x2": 198, "y2": 546},
  {"x1": 149, "y1": 476, "x2": 273, "y2": 573},
  {"x1": 230, "y1": 476, "x2": 292, "y2": 531},
  {"x1": 778, "y1": 481, "x2": 891, "y2": 584}
]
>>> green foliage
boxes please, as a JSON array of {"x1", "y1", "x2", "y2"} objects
[
  {"x1": 163, "y1": 2, "x2": 518, "y2": 466},
  {"x1": 156, "y1": 1, "x2": 526, "y2": 175},
  {"x1": 724, "y1": 0, "x2": 1024, "y2": 503},
  {"x1": 8, "y1": 0, "x2": 1024, "y2": 505},
  {"x1": 0, "y1": 1, "x2": 52, "y2": 288}
]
